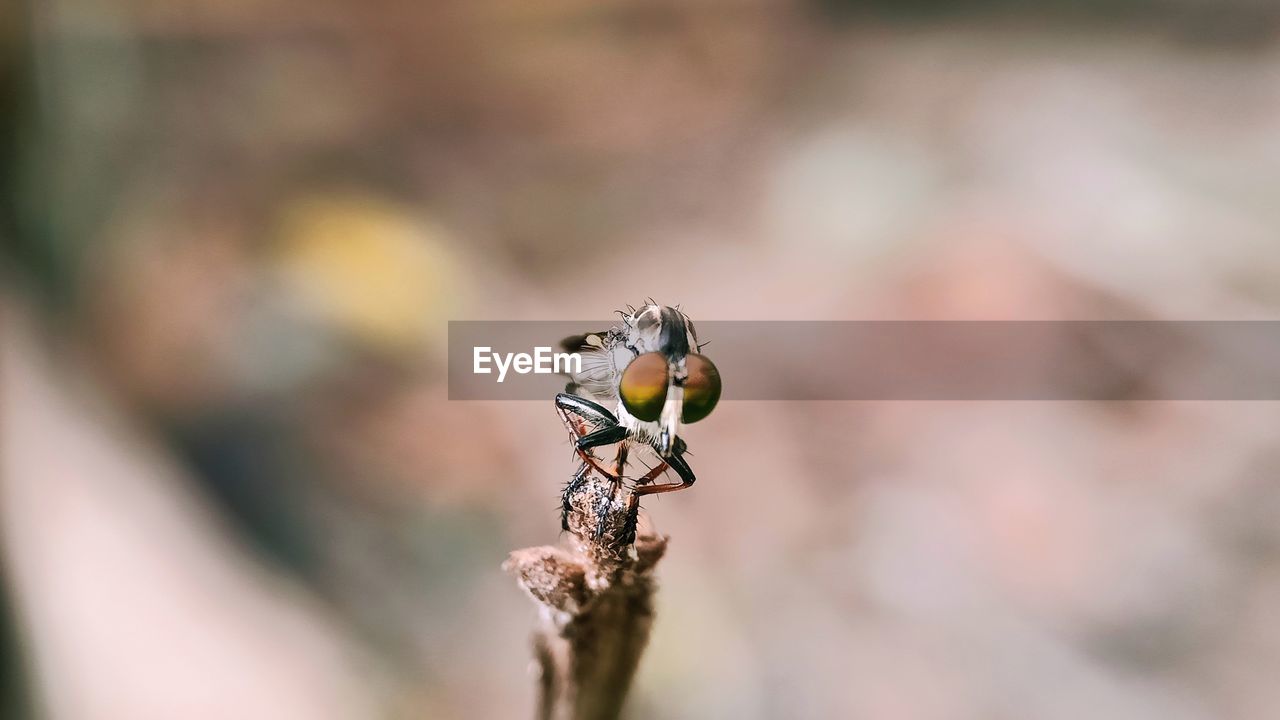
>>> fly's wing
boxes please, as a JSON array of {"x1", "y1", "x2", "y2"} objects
[{"x1": 558, "y1": 330, "x2": 619, "y2": 403}]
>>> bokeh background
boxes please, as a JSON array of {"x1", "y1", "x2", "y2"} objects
[{"x1": 5, "y1": 1, "x2": 1280, "y2": 718}]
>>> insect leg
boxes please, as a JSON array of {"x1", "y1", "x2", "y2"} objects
[
  {"x1": 633, "y1": 448, "x2": 695, "y2": 496},
  {"x1": 613, "y1": 492, "x2": 640, "y2": 549},
  {"x1": 554, "y1": 393, "x2": 618, "y2": 427},
  {"x1": 555, "y1": 393, "x2": 625, "y2": 479},
  {"x1": 614, "y1": 443, "x2": 629, "y2": 478},
  {"x1": 561, "y1": 462, "x2": 590, "y2": 532},
  {"x1": 634, "y1": 459, "x2": 670, "y2": 486},
  {"x1": 576, "y1": 424, "x2": 629, "y2": 451}
]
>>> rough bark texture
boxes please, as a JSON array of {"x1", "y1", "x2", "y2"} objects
[{"x1": 504, "y1": 474, "x2": 668, "y2": 720}]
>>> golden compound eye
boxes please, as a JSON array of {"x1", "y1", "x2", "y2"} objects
[
  {"x1": 681, "y1": 354, "x2": 722, "y2": 423},
  {"x1": 619, "y1": 352, "x2": 669, "y2": 422}
]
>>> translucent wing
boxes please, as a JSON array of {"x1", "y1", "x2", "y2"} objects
[{"x1": 558, "y1": 330, "x2": 621, "y2": 403}]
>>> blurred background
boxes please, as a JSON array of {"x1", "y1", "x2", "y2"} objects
[{"x1": 5, "y1": 0, "x2": 1280, "y2": 718}]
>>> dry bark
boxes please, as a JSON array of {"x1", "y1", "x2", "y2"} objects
[{"x1": 504, "y1": 473, "x2": 668, "y2": 720}]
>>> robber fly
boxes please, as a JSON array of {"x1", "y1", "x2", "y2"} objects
[{"x1": 555, "y1": 302, "x2": 722, "y2": 543}]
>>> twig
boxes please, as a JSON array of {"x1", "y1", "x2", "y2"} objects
[{"x1": 504, "y1": 473, "x2": 668, "y2": 720}]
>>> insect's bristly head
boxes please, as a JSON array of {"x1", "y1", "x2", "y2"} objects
[{"x1": 623, "y1": 304, "x2": 691, "y2": 357}]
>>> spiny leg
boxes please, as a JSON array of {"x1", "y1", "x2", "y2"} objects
[
  {"x1": 573, "y1": 424, "x2": 630, "y2": 539},
  {"x1": 561, "y1": 462, "x2": 590, "y2": 532},
  {"x1": 633, "y1": 447, "x2": 696, "y2": 497},
  {"x1": 615, "y1": 492, "x2": 641, "y2": 549},
  {"x1": 554, "y1": 392, "x2": 619, "y2": 428},
  {"x1": 614, "y1": 443, "x2": 629, "y2": 477},
  {"x1": 576, "y1": 424, "x2": 630, "y2": 453},
  {"x1": 555, "y1": 393, "x2": 629, "y2": 479},
  {"x1": 634, "y1": 458, "x2": 670, "y2": 486}
]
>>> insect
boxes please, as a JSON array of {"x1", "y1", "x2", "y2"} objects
[{"x1": 555, "y1": 302, "x2": 722, "y2": 544}]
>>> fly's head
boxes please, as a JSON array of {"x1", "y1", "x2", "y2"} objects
[{"x1": 615, "y1": 303, "x2": 722, "y2": 456}]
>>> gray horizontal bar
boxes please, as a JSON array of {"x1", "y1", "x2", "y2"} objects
[{"x1": 449, "y1": 321, "x2": 1280, "y2": 400}]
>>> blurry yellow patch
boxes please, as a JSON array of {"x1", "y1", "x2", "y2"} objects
[{"x1": 274, "y1": 192, "x2": 457, "y2": 355}]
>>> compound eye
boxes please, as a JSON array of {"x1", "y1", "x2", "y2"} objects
[
  {"x1": 619, "y1": 352, "x2": 668, "y2": 422},
  {"x1": 681, "y1": 354, "x2": 721, "y2": 423}
]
